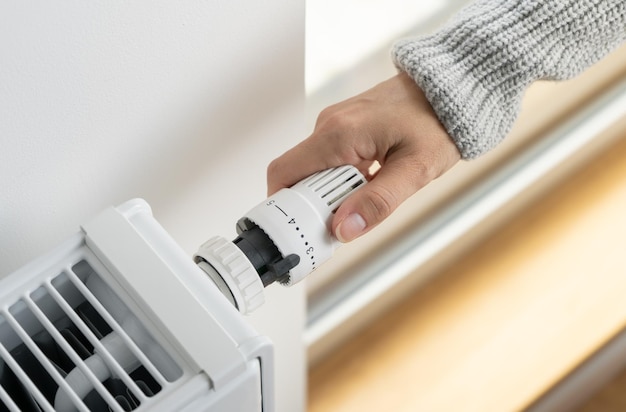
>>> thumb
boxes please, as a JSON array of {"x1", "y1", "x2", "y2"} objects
[{"x1": 332, "y1": 160, "x2": 431, "y2": 242}]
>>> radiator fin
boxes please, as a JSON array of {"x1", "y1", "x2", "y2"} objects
[{"x1": 0, "y1": 259, "x2": 183, "y2": 412}]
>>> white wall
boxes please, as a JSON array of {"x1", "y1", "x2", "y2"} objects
[{"x1": 0, "y1": 1, "x2": 305, "y2": 411}]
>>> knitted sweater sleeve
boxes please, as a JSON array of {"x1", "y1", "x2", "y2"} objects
[{"x1": 392, "y1": 0, "x2": 626, "y2": 159}]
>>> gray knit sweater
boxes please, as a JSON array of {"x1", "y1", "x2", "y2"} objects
[{"x1": 392, "y1": 0, "x2": 626, "y2": 159}]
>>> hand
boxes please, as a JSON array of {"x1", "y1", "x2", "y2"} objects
[{"x1": 267, "y1": 72, "x2": 460, "y2": 242}]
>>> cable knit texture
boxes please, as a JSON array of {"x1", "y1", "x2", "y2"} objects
[{"x1": 392, "y1": 0, "x2": 626, "y2": 159}]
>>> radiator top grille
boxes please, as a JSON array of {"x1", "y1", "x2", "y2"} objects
[{"x1": 0, "y1": 258, "x2": 183, "y2": 412}]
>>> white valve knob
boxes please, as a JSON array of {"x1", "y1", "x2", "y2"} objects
[
  {"x1": 195, "y1": 165, "x2": 365, "y2": 314},
  {"x1": 240, "y1": 165, "x2": 365, "y2": 285}
]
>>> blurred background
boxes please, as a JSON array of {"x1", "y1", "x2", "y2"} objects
[{"x1": 305, "y1": 1, "x2": 626, "y2": 411}]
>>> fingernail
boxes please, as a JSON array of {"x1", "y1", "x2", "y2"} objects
[{"x1": 336, "y1": 213, "x2": 367, "y2": 243}]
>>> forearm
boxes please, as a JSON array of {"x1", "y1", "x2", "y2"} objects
[{"x1": 392, "y1": 0, "x2": 626, "y2": 159}]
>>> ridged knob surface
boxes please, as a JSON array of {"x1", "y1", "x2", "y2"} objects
[{"x1": 195, "y1": 236, "x2": 264, "y2": 314}]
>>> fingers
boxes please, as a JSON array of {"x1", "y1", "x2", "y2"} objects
[
  {"x1": 267, "y1": 102, "x2": 377, "y2": 195},
  {"x1": 267, "y1": 137, "x2": 349, "y2": 195},
  {"x1": 332, "y1": 123, "x2": 461, "y2": 242},
  {"x1": 332, "y1": 154, "x2": 432, "y2": 242}
]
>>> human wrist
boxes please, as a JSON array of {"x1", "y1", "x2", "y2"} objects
[{"x1": 392, "y1": 0, "x2": 626, "y2": 159}]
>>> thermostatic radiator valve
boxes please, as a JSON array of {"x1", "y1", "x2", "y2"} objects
[{"x1": 194, "y1": 165, "x2": 365, "y2": 314}]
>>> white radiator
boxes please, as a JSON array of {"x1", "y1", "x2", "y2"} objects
[
  {"x1": 0, "y1": 166, "x2": 365, "y2": 411},
  {"x1": 0, "y1": 199, "x2": 273, "y2": 412}
]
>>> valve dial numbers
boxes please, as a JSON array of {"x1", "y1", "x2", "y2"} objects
[{"x1": 266, "y1": 200, "x2": 316, "y2": 270}]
